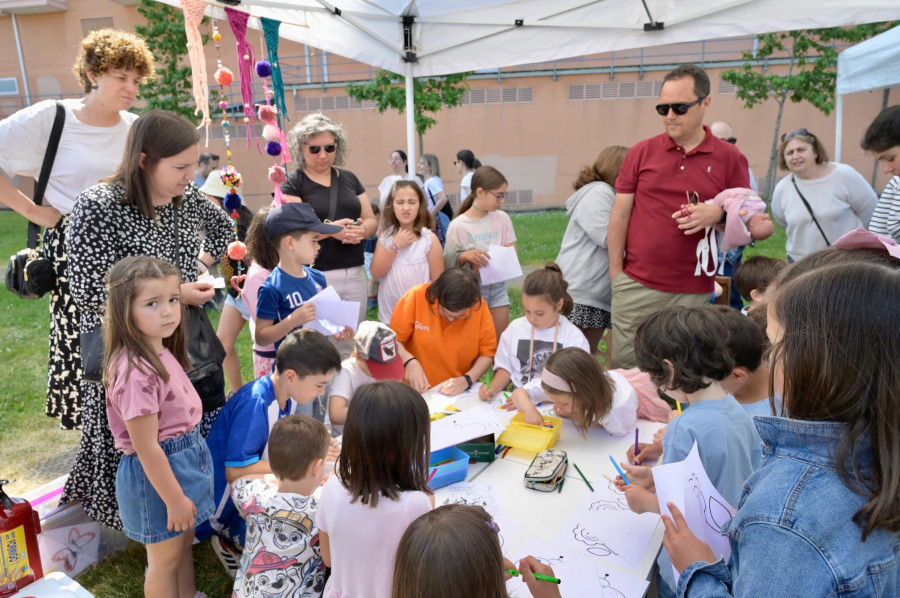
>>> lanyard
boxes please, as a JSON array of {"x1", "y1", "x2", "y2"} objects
[{"x1": 529, "y1": 322, "x2": 559, "y2": 379}]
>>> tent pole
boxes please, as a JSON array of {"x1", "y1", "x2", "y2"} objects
[
  {"x1": 834, "y1": 95, "x2": 843, "y2": 163},
  {"x1": 406, "y1": 62, "x2": 416, "y2": 178}
]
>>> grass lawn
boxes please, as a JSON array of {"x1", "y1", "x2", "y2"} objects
[{"x1": 0, "y1": 207, "x2": 785, "y2": 596}]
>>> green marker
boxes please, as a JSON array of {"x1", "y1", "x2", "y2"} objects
[{"x1": 506, "y1": 569, "x2": 562, "y2": 584}]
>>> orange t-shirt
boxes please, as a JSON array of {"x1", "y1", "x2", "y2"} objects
[{"x1": 390, "y1": 283, "x2": 497, "y2": 386}]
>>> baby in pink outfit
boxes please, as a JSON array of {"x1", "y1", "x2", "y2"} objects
[{"x1": 710, "y1": 187, "x2": 774, "y2": 251}]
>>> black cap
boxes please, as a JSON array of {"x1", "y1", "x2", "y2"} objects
[{"x1": 265, "y1": 203, "x2": 344, "y2": 237}]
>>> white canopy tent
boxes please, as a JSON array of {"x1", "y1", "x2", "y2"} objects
[
  {"x1": 159, "y1": 0, "x2": 899, "y2": 168},
  {"x1": 835, "y1": 24, "x2": 900, "y2": 161}
]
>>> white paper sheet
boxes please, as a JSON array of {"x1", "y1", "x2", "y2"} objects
[
  {"x1": 554, "y1": 484, "x2": 661, "y2": 570},
  {"x1": 304, "y1": 286, "x2": 360, "y2": 336},
  {"x1": 423, "y1": 382, "x2": 483, "y2": 414},
  {"x1": 652, "y1": 441, "x2": 736, "y2": 584},
  {"x1": 197, "y1": 273, "x2": 226, "y2": 289},
  {"x1": 479, "y1": 244, "x2": 524, "y2": 285},
  {"x1": 430, "y1": 405, "x2": 504, "y2": 451},
  {"x1": 506, "y1": 539, "x2": 650, "y2": 598}
]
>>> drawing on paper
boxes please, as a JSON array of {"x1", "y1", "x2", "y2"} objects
[
  {"x1": 688, "y1": 473, "x2": 734, "y2": 533},
  {"x1": 450, "y1": 419, "x2": 501, "y2": 434},
  {"x1": 571, "y1": 524, "x2": 619, "y2": 558},
  {"x1": 589, "y1": 496, "x2": 630, "y2": 512},
  {"x1": 596, "y1": 573, "x2": 627, "y2": 598},
  {"x1": 446, "y1": 483, "x2": 498, "y2": 510}
]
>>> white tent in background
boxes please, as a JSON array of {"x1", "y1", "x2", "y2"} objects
[
  {"x1": 835, "y1": 24, "x2": 900, "y2": 161},
  {"x1": 158, "y1": 0, "x2": 899, "y2": 167}
]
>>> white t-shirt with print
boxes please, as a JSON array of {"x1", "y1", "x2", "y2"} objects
[
  {"x1": 327, "y1": 358, "x2": 375, "y2": 434},
  {"x1": 495, "y1": 316, "x2": 589, "y2": 387}
]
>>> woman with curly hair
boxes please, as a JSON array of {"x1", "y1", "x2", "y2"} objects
[
  {"x1": 281, "y1": 113, "x2": 378, "y2": 324},
  {"x1": 0, "y1": 28, "x2": 154, "y2": 430}
]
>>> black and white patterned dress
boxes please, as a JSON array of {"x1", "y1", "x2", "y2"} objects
[{"x1": 62, "y1": 181, "x2": 233, "y2": 530}]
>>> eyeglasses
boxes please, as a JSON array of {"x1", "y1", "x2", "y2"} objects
[
  {"x1": 723, "y1": 137, "x2": 737, "y2": 145},
  {"x1": 305, "y1": 143, "x2": 337, "y2": 154},
  {"x1": 655, "y1": 97, "x2": 705, "y2": 116},
  {"x1": 488, "y1": 190, "x2": 507, "y2": 201},
  {"x1": 781, "y1": 128, "x2": 811, "y2": 142},
  {"x1": 439, "y1": 305, "x2": 471, "y2": 322}
]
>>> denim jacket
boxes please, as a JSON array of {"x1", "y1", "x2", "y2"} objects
[{"x1": 678, "y1": 417, "x2": 900, "y2": 597}]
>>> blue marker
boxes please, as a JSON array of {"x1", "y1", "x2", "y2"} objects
[{"x1": 609, "y1": 455, "x2": 630, "y2": 485}]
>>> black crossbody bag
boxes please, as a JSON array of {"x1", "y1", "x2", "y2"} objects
[
  {"x1": 5, "y1": 102, "x2": 64, "y2": 298},
  {"x1": 791, "y1": 175, "x2": 831, "y2": 246}
]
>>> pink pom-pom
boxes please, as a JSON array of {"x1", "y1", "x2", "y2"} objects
[
  {"x1": 218, "y1": 100, "x2": 228, "y2": 110},
  {"x1": 258, "y1": 105, "x2": 277, "y2": 124},
  {"x1": 268, "y1": 165, "x2": 286, "y2": 184},
  {"x1": 214, "y1": 67, "x2": 234, "y2": 86},
  {"x1": 262, "y1": 124, "x2": 280, "y2": 142},
  {"x1": 227, "y1": 241, "x2": 247, "y2": 261}
]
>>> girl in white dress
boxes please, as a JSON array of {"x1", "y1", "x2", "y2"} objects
[{"x1": 370, "y1": 181, "x2": 444, "y2": 324}]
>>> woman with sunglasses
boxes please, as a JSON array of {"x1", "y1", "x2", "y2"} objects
[
  {"x1": 282, "y1": 113, "x2": 377, "y2": 324},
  {"x1": 771, "y1": 128, "x2": 876, "y2": 262},
  {"x1": 391, "y1": 268, "x2": 496, "y2": 396}
]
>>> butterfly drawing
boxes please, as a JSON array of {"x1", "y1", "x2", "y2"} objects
[{"x1": 52, "y1": 527, "x2": 96, "y2": 572}]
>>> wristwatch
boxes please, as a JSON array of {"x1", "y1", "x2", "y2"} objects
[{"x1": 463, "y1": 374, "x2": 473, "y2": 390}]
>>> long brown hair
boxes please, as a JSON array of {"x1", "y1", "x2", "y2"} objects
[
  {"x1": 770, "y1": 262, "x2": 900, "y2": 539},
  {"x1": 456, "y1": 166, "x2": 508, "y2": 217},
  {"x1": 425, "y1": 268, "x2": 482, "y2": 312},
  {"x1": 572, "y1": 146, "x2": 628, "y2": 190},
  {"x1": 246, "y1": 208, "x2": 279, "y2": 271},
  {"x1": 103, "y1": 256, "x2": 188, "y2": 388},
  {"x1": 381, "y1": 180, "x2": 434, "y2": 235},
  {"x1": 338, "y1": 381, "x2": 432, "y2": 507},
  {"x1": 541, "y1": 347, "x2": 613, "y2": 436},
  {"x1": 104, "y1": 110, "x2": 199, "y2": 219},
  {"x1": 392, "y1": 505, "x2": 507, "y2": 598},
  {"x1": 522, "y1": 262, "x2": 574, "y2": 316}
]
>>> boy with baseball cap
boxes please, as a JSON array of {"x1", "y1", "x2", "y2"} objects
[
  {"x1": 255, "y1": 202, "x2": 347, "y2": 352},
  {"x1": 328, "y1": 321, "x2": 406, "y2": 433}
]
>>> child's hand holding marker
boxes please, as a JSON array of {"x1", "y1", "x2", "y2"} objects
[
  {"x1": 613, "y1": 461, "x2": 655, "y2": 491},
  {"x1": 627, "y1": 440, "x2": 663, "y2": 465},
  {"x1": 516, "y1": 556, "x2": 563, "y2": 598}
]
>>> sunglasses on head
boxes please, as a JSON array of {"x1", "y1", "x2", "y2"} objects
[
  {"x1": 655, "y1": 97, "x2": 705, "y2": 116},
  {"x1": 781, "y1": 128, "x2": 811, "y2": 142},
  {"x1": 724, "y1": 137, "x2": 737, "y2": 145},
  {"x1": 306, "y1": 143, "x2": 337, "y2": 155}
]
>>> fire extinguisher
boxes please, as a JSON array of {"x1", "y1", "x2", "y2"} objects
[{"x1": 0, "y1": 480, "x2": 42, "y2": 597}]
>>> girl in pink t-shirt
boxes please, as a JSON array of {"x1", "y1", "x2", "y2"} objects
[
  {"x1": 317, "y1": 381, "x2": 434, "y2": 598},
  {"x1": 242, "y1": 208, "x2": 279, "y2": 378},
  {"x1": 104, "y1": 256, "x2": 214, "y2": 598}
]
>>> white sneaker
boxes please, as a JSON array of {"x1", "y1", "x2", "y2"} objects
[{"x1": 211, "y1": 536, "x2": 241, "y2": 577}]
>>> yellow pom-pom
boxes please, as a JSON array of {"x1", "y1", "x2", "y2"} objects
[
  {"x1": 212, "y1": 32, "x2": 222, "y2": 42},
  {"x1": 227, "y1": 151, "x2": 232, "y2": 158}
]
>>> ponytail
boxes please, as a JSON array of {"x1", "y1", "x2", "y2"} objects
[
  {"x1": 456, "y1": 166, "x2": 508, "y2": 218},
  {"x1": 522, "y1": 262, "x2": 574, "y2": 316}
]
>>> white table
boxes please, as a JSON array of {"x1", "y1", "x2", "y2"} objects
[{"x1": 427, "y1": 384, "x2": 668, "y2": 593}]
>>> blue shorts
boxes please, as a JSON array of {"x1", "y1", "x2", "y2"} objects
[
  {"x1": 225, "y1": 293, "x2": 250, "y2": 321},
  {"x1": 481, "y1": 281, "x2": 509, "y2": 308},
  {"x1": 116, "y1": 428, "x2": 215, "y2": 544}
]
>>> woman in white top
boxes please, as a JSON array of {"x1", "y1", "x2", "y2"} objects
[
  {"x1": 771, "y1": 128, "x2": 877, "y2": 262},
  {"x1": 376, "y1": 149, "x2": 422, "y2": 208},
  {"x1": 454, "y1": 149, "x2": 480, "y2": 201},
  {"x1": 0, "y1": 29, "x2": 154, "y2": 430}
]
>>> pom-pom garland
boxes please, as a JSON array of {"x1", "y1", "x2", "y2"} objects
[
  {"x1": 227, "y1": 241, "x2": 247, "y2": 261},
  {"x1": 262, "y1": 124, "x2": 281, "y2": 142},
  {"x1": 258, "y1": 104, "x2": 277, "y2": 124},
  {"x1": 268, "y1": 165, "x2": 286, "y2": 184},
  {"x1": 214, "y1": 66, "x2": 234, "y2": 86},
  {"x1": 255, "y1": 60, "x2": 272, "y2": 78},
  {"x1": 223, "y1": 192, "x2": 242, "y2": 212},
  {"x1": 220, "y1": 165, "x2": 242, "y2": 188},
  {"x1": 265, "y1": 141, "x2": 282, "y2": 157}
]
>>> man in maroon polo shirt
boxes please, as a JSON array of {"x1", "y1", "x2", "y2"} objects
[{"x1": 608, "y1": 65, "x2": 749, "y2": 368}]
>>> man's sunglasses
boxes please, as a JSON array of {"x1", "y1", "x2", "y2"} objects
[
  {"x1": 781, "y1": 128, "x2": 811, "y2": 142},
  {"x1": 655, "y1": 97, "x2": 705, "y2": 116},
  {"x1": 306, "y1": 143, "x2": 337, "y2": 154}
]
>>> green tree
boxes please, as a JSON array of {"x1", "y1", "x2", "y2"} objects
[
  {"x1": 722, "y1": 23, "x2": 895, "y2": 198},
  {"x1": 135, "y1": 0, "x2": 211, "y2": 120},
  {"x1": 346, "y1": 69, "x2": 471, "y2": 154}
]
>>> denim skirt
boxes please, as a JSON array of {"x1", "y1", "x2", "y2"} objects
[{"x1": 116, "y1": 428, "x2": 215, "y2": 544}]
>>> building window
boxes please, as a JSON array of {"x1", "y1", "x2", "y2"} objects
[{"x1": 0, "y1": 78, "x2": 19, "y2": 96}]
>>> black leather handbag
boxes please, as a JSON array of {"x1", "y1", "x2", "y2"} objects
[{"x1": 5, "y1": 102, "x2": 64, "y2": 299}]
